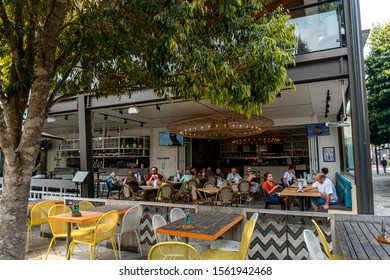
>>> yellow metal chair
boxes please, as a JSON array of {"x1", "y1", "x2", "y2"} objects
[
  {"x1": 311, "y1": 219, "x2": 345, "y2": 260},
  {"x1": 200, "y1": 218, "x2": 255, "y2": 260},
  {"x1": 78, "y1": 200, "x2": 95, "y2": 210},
  {"x1": 26, "y1": 200, "x2": 56, "y2": 253},
  {"x1": 78, "y1": 201, "x2": 96, "y2": 229},
  {"x1": 45, "y1": 204, "x2": 90, "y2": 259},
  {"x1": 67, "y1": 210, "x2": 119, "y2": 260},
  {"x1": 156, "y1": 183, "x2": 173, "y2": 202},
  {"x1": 148, "y1": 241, "x2": 201, "y2": 260}
]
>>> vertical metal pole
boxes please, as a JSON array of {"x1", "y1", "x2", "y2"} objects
[
  {"x1": 344, "y1": 0, "x2": 374, "y2": 214},
  {"x1": 78, "y1": 94, "x2": 94, "y2": 198}
]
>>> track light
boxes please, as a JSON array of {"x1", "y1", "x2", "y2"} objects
[
  {"x1": 128, "y1": 106, "x2": 140, "y2": 114},
  {"x1": 64, "y1": 115, "x2": 68, "y2": 120},
  {"x1": 104, "y1": 115, "x2": 107, "y2": 120},
  {"x1": 119, "y1": 109, "x2": 123, "y2": 115},
  {"x1": 124, "y1": 119, "x2": 127, "y2": 124},
  {"x1": 276, "y1": 92, "x2": 282, "y2": 98},
  {"x1": 46, "y1": 117, "x2": 56, "y2": 123},
  {"x1": 140, "y1": 122, "x2": 144, "y2": 127},
  {"x1": 156, "y1": 104, "x2": 161, "y2": 111}
]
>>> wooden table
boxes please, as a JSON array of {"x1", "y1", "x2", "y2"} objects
[
  {"x1": 156, "y1": 212, "x2": 244, "y2": 243},
  {"x1": 139, "y1": 185, "x2": 159, "y2": 201},
  {"x1": 280, "y1": 187, "x2": 320, "y2": 211},
  {"x1": 335, "y1": 215, "x2": 390, "y2": 260},
  {"x1": 167, "y1": 181, "x2": 184, "y2": 190},
  {"x1": 49, "y1": 204, "x2": 131, "y2": 259}
]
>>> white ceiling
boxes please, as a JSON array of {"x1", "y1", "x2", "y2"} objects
[{"x1": 43, "y1": 78, "x2": 347, "y2": 137}]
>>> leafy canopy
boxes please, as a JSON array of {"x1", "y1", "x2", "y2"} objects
[
  {"x1": 1, "y1": 0, "x2": 295, "y2": 118},
  {"x1": 366, "y1": 22, "x2": 390, "y2": 146}
]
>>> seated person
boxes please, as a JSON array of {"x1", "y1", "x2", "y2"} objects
[
  {"x1": 205, "y1": 167, "x2": 216, "y2": 178},
  {"x1": 179, "y1": 170, "x2": 194, "y2": 183},
  {"x1": 173, "y1": 169, "x2": 182, "y2": 182},
  {"x1": 107, "y1": 171, "x2": 122, "y2": 199},
  {"x1": 282, "y1": 165, "x2": 296, "y2": 188},
  {"x1": 146, "y1": 166, "x2": 163, "y2": 187},
  {"x1": 246, "y1": 168, "x2": 260, "y2": 198},
  {"x1": 262, "y1": 172, "x2": 290, "y2": 210},
  {"x1": 215, "y1": 168, "x2": 225, "y2": 179},
  {"x1": 122, "y1": 170, "x2": 143, "y2": 197},
  {"x1": 302, "y1": 172, "x2": 338, "y2": 212},
  {"x1": 321, "y1": 167, "x2": 331, "y2": 180},
  {"x1": 190, "y1": 166, "x2": 197, "y2": 176},
  {"x1": 143, "y1": 167, "x2": 163, "y2": 201},
  {"x1": 226, "y1": 167, "x2": 242, "y2": 184}
]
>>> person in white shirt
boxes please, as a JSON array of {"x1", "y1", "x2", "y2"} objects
[
  {"x1": 226, "y1": 167, "x2": 242, "y2": 184},
  {"x1": 282, "y1": 166, "x2": 296, "y2": 188},
  {"x1": 303, "y1": 173, "x2": 338, "y2": 212}
]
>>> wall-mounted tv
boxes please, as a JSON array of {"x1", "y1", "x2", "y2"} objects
[{"x1": 159, "y1": 132, "x2": 184, "y2": 146}]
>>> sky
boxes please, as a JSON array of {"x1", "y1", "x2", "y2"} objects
[{"x1": 359, "y1": 0, "x2": 390, "y2": 55}]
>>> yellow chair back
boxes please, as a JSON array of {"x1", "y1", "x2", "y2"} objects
[
  {"x1": 48, "y1": 204, "x2": 71, "y2": 236},
  {"x1": 148, "y1": 241, "x2": 200, "y2": 260},
  {"x1": 28, "y1": 200, "x2": 56, "y2": 226},
  {"x1": 94, "y1": 210, "x2": 119, "y2": 244},
  {"x1": 311, "y1": 219, "x2": 345, "y2": 260},
  {"x1": 237, "y1": 219, "x2": 256, "y2": 260},
  {"x1": 79, "y1": 200, "x2": 95, "y2": 210}
]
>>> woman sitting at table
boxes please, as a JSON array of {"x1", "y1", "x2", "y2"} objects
[
  {"x1": 122, "y1": 170, "x2": 143, "y2": 195},
  {"x1": 107, "y1": 172, "x2": 122, "y2": 200},
  {"x1": 262, "y1": 172, "x2": 290, "y2": 210},
  {"x1": 246, "y1": 167, "x2": 260, "y2": 200},
  {"x1": 180, "y1": 170, "x2": 194, "y2": 183}
]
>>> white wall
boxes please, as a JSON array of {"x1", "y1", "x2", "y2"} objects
[
  {"x1": 150, "y1": 127, "x2": 180, "y2": 180},
  {"x1": 317, "y1": 126, "x2": 341, "y2": 182}
]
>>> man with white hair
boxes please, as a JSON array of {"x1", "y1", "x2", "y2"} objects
[{"x1": 303, "y1": 173, "x2": 338, "y2": 212}]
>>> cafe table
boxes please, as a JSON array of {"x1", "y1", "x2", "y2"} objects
[
  {"x1": 139, "y1": 185, "x2": 159, "y2": 201},
  {"x1": 335, "y1": 214, "x2": 390, "y2": 260},
  {"x1": 279, "y1": 186, "x2": 320, "y2": 211},
  {"x1": 48, "y1": 204, "x2": 131, "y2": 259},
  {"x1": 156, "y1": 212, "x2": 244, "y2": 243}
]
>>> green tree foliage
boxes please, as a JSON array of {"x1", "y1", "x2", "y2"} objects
[
  {"x1": 0, "y1": 0, "x2": 295, "y2": 259},
  {"x1": 366, "y1": 22, "x2": 390, "y2": 146}
]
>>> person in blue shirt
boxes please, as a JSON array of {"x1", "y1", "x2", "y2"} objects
[
  {"x1": 226, "y1": 167, "x2": 242, "y2": 184},
  {"x1": 180, "y1": 170, "x2": 193, "y2": 183},
  {"x1": 107, "y1": 171, "x2": 122, "y2": 199}
]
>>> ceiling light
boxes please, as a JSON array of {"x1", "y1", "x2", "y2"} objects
[
  {"x1": 46, "y1": 117, "x2": 56, "y2": 123},
  {"x1": 119, "y1": 109, "x2": 123, "y2": 115},
  {"x1": 325, "y1": 121, "x2": 350, "y2": 127},
  {"x1": 64, "y1": 115, "x2": 68, "y2": 120},
  {"x1": 156, "y1": 104, "x2": 161, "y2": 111},
  {"x1": 124, "y1": 119, "x2": 127, "y2": 124},
  {"x1": 167, "y1": 112, "x2": 274, "y2": 139},
  {"x1": 128, "y1": 106, "x2": 140, "y2": 114},
  {"x1": 104, "y1": 115, "x2": 107, "y2": 120}
]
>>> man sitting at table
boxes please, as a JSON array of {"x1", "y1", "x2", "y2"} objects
[
  {"x1": 282, "y1": 165, "x2": 296, "y2": 188},
  {"x1": 302, "y1": 173, "x2": 338, "y2": 212},
  {"x1": 226, "y1": 167, "x2": 242, "y2": 184},
  {"x1": 146, "y1": 166, "x2": 163, "y2": 187}
]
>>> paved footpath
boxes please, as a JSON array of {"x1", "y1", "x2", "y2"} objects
[{"x1": 372, "y1": 166, "x2": 390, "y2": 216}]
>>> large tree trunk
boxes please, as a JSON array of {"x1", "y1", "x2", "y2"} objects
[
  {"x1": 0, "y1": 156, "x2": 35, "y2": 259},
  {"x1": 0, "y1": 0, "x2": 69, "y2": 259}
]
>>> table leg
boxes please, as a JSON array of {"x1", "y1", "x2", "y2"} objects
[
  {"x1": 299, "y1": 197, "x2": 305, "y2": 211},
  {"x1": 66, "y1": 222, "x2": 71, "y2": 260},
  {"x1": 184, "y1": 237, "x2": 189, "y2": 244}
]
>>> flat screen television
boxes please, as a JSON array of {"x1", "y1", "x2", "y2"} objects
[
  {"x1": 267, "y1": 143, "x2": 284, "y2": 153},
  {"x1": 159, "y1": 132, "x2": 184, "y2": 146}
]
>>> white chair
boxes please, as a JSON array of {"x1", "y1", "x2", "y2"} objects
[
  {"x1": 303, "y1": 229, "x2": 328, "y2": 260},
  {"x1": 152, "y1": 214, "x2": 172, "y2": 242},
  {"x1": 210, "y1": 212, "x2": 258, "y2": 252},
  {"x1": 115, "y1": 205, "x2": 143, "y2": 259},
  {"x1": 170, "y1": 208, "x2": 186, "y2": 223}
]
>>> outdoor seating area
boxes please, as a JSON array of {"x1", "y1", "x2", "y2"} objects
[{"x1": 24, "y1": 194, "x2": 390, "y2": 261}]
